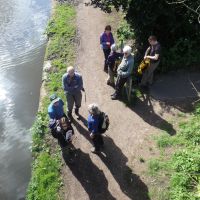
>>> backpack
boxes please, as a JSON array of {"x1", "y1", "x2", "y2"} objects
[{"x1": 98, "y1": 112, "x2": 109, "y2": 134}]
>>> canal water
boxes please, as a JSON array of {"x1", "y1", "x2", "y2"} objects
[{"x1": 0, "y1": 0, "x2": 51, "y2": 199}]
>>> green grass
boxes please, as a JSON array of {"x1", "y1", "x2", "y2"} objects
[
  {"x1": 26, "y1": 3, "x2": 76, "y2": 200},
  {"x1": 148, "y1": 104, "x2": 200, "y2": 200}
]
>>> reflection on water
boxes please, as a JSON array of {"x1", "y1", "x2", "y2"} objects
[{"x1": 0, "y1": 0, "x2": 51, "y2": 199}]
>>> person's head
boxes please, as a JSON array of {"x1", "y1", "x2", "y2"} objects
[
  {"x1": 111, "y1": 44, "x2": 117, "y2": 52},
  {"x1": 50, "y1": 94, "x2": 59, "y2": 106},
  {"x1": 67, "y1": 66, "x2": 75, "y2": 78},
  {"x1": 123, "y1": 45, "x2": 132, "y2": 58},
  {"x1": 105, "y1": 25, "x2": 111, "y2": 35},
  {"x1": 60, "y1": 117, "x2": 70, "y2": 130},
  {"x1": 148, "y1": 35, "x2": 157, "y2": 45},
  {"x1": 88, "y1": 103, "x2": 100, "y2": 116}
]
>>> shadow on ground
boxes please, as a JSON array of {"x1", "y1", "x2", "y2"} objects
[
  {"x1": 99, "y1": 136, "x2": 150, "y2": 200},
  {"x1": 70, "y1": 118, "x2": 150, "y2": 200},
  {"x1": 63, "y1": 148, "x2": 116, "y2": 200},
  {"x1": 121, "y1": 91, "x2": 176, "y2": 136}
]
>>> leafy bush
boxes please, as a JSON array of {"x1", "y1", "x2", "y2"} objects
[{"x1": 91, "y1": 0, "x2": 200, "y2": 71}]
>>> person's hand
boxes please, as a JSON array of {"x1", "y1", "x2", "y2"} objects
[
  {"x1": 144, "y1": 56, "x2": 149, "y2": 60},
  {"x1": 106, "y1": 42, "x2": 110, "y2": 46},
  {"x1": 90, "y1": 133, "x2": 94, "y2": 139}
]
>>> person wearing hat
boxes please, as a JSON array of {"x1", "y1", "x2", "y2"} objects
[
  {"x1": 49, "y1": 117, "x2": 75, "y2": 163},
  {"x1": 48, "y1": 94, "x2": 65, "y2": 121},
  {"x1": 106, "y1": 44, "x2": 123, "y2": 87},
  {"x1": 62, "y1": 66, "x2": 84, "y2": 119},
  {"x1": 100, "y1": 25, "x2": 115, "y2": 72},
  {"x1": 111, "y1": 45, "x2": 134, "y2": 100}
]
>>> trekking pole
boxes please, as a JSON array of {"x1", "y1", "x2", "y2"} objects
[
  {"x1": 82, "y1": 88, "x2": 86, "y2": 103},
  {"x1": 84, "y1": 90, "x2": 87, "y2": 103}
]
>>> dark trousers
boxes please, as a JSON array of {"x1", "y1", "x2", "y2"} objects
[
  {"x1": 92, "y1": 134, "x2": 104, "y2": 151},
  {"x1": 115, "y1": 75, "x2": 128, "y2": 96},
  {"x1": 103, "y1": 48, "x2": 111, "y2": 71}
]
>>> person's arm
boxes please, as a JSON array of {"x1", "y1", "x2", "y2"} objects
[
  {"x1": 76, "y1": 75, "x2": 83, "y2": 91},
  {"x1": 62, "y1": 75, "x2": 73, "y2": 93},
  {"x1": 144, "y1": 46, "x2": 151, "y2": 58},
  {"x1": 48, "y1": 110, "x2": 56, "y2": 120},
  {"x1": 100, "y1": 33, "x2": 107, "y2": 47},
  {"x1": 110, "y1": 33, "x2": 115, "y2": 45},
  {"x1": 120, "y1": 59, "x2": 134, "y2": 78},
  {"x1": 146, "y1": 54, "x2": 159, "y2": 61},
  {"x1": 88, "y1": 115, "x2": 92, "y2": 132}
]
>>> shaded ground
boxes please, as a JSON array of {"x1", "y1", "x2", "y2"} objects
[{"x1": 60, "y1": 1, "x2": 194, "y2": 199}]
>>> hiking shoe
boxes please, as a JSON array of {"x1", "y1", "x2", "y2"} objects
[
  {"x1": 75, "y1": 108, "x2": 79, "y2": 115},
  {"x1": 111, "y1": 95, "x2": 119, "y2": 100},
  {"x1": 91, "y1": 147, "x2": 100, "y2": 154}
]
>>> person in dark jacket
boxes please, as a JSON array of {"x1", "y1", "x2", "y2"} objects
[
  {"x1": 100, "y1": 25, "x2": 115, "y2": 72},
  {"x1": 107, "y1": 44, "x2": 123, "y2": 87},
  {"x1": 140, "y1": 35, "x2": 161, "y2": 87},
  {"x1": 88, "y1": 103, "x2": 104, "y2": 153},
  {"x1": 49, "y1": 117, "x2": 75, "y2": 162}
]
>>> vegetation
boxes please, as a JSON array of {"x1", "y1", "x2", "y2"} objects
[
  {"x1": 91, "y1": 0, "x2": 200, "y2": 72},
  {"x1": 148, "y1": 104, "x2": 200, "y2": 200},
  {"x1": 26, "y1": 3, "x2": 76, "y2": 200}
]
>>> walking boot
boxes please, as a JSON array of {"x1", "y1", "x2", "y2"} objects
[{"x1": 75, "y1": 108, "x2": 80, "y2": 120}]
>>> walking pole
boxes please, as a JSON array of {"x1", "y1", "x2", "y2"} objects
[{"x1": 84, "y1": 90, "x2": 87, "y2": 103}]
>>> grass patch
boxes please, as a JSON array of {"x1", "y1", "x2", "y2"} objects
[
  {"x1": 148, "y1": 104, "x2": 200, "y2": 200},
  {"x1": 26, "y1": 3, "x2": 76, "y2": 200}
]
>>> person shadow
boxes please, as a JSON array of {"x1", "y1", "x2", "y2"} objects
[
  {"x1": 72, "y1": 115, "x2": 92, "y2": 143},
  {"x1": 63, "y1": 147, "x2": 116, "y2": 200},
  {"x1": 122, "y1": 91, "x2": 176, "y2": 136},
  {"x1": 72, "y1": 117, "x2": 150, "y2": 200},
  {"x1": 98, "y1": 137, "x2": 150, "y2": 200}
]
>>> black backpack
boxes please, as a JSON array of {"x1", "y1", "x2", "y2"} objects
[{"x1": 98, "y1": 112, "x2": 109, "y2": 134}]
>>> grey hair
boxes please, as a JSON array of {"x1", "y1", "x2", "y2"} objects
[
  {"x1": 88, "y1": 103, "x2": 100, "y2": 115},
  {"x1": 111, "y1": 44, "x2": 117, "y2": 52},
  {"x1": 123, "y1": 45, "x2": 132, "y2": 55}
]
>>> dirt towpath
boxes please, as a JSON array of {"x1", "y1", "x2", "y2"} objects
[{"x1": 61, "y1": 1, "x2": 176, "y2": 199}]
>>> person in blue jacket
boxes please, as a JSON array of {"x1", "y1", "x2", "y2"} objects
[
  {"x1": 62, "y1": 66, "x2": 84, "y2": 120},
  {"x1": 48, "y1": 94, "x2": 65, "y2": 121},
  {"x1": 100, "y1": 25, "x2": 115, "y2": 72},
  {"x1": 88, "y1": 103, "x2": 104, "y2": 153}
]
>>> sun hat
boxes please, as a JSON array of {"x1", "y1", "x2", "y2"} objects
[{"x1": 50, "y1": 94, "x2": 59, "y2": 104}]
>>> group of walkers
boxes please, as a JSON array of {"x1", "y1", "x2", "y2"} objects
[
  {"x1": 100, "y1": 25, "x2": 161, "y2": 100},
  {"x1": 47, "y1": 24, "x2": 161, "y2": 163}
]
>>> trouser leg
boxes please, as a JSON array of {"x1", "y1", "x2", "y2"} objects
[
  {"x1": 92, "y1": 134, "x2": 103, "y2": 151},
  {"x1": 103, "y1": 49, "x2": 111, "y2": 71},
  {"x1": 108, "y1": 67, "x2": 115, "y2": 84},
  {"x1": 74, "y1": 91, "x2": 82, "y2": 114},
  {"x1": 115, "y1": 76, "x2": 128, "y2": 96},
  {"x1": 141, "y1": 62, "x2": 159, "y2": 86},
  {"x1": 66, "y1": 93, "x2": 74, "y2": 115}
]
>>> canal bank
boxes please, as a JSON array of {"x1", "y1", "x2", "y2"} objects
[
  {"x1": 0, "y1": 0, "x2": 51, "y2": 199},
  {"x1": 26, "y1": 2, "x2": 77, "y2": 199}
]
